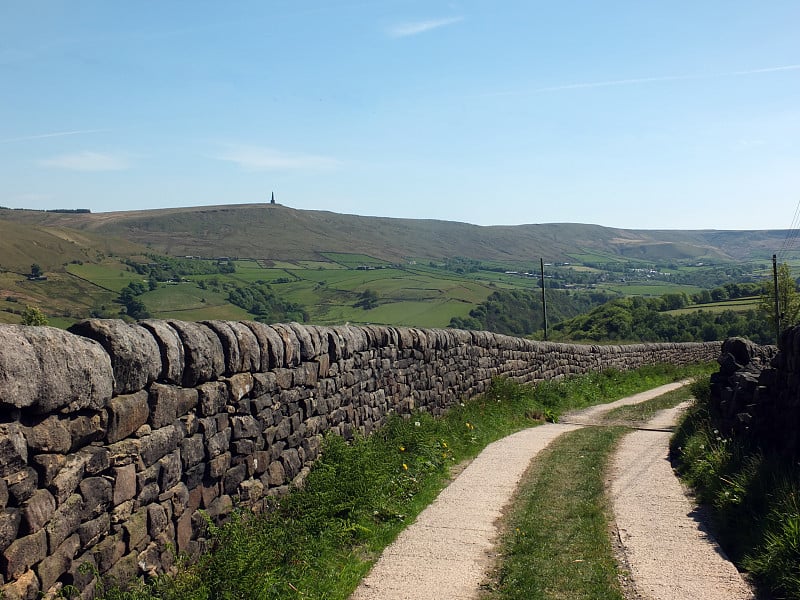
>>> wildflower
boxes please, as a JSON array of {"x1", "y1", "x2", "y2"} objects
[
  {"x1": 441, "y1": 441, "x2": 447, "y2": 448},
  {"x1": 414, "y1": 421, "x2": 421, "y2": 427},
  {"x1": 399, "y1": 446, "x2": 405, "y2": 452},
  {"x1": 402, "y1": 463, "x2": 408, "y2": 471}
]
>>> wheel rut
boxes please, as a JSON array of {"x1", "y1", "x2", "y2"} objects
[{"x1": 349, "y1": 382, "x2": 753, "y2": 599}]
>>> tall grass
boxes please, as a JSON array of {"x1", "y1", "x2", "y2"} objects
[
  {"x1": 671, "y1": 376, "x2": 800, "y2": 598},
  {"x1": 87, "y1": 363, "x2": 710, "y2": 600}
]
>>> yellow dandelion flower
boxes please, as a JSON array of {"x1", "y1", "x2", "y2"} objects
[
  {"x1": 399, "y1": 446, "x2": 405, "y2": 452},
  {"x1": 402, "y1": 463, "x2": 408, "y2": 471},
  {"x1": 442, "y1": 441, "x2": 447, "y2": 448}
]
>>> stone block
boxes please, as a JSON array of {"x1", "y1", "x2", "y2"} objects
[
  {"x1": 45, "y1": 493, "x2": 82, "y2": 551},
  {"x1": 137, "y1": 483, "x2": 160, "y2": 509},
  {"x1": 68, "y1": 412, "x2": 106, "y2": 450},
  {"x1": 202, "y1": 320, "x2": 242, "y2": 375},
  {"x1": 21, "y1": 489, "x2": 56, "y2": 535},
  {"x1": 222, "y1": 464, "x2": 247, "y2": 496},
  {"x1": 0, "y1": 424, "x2": 27, "y2": 479},
  {"x1": 0, "y1": 568, "x2": 39, "y2": 600},
  {"x1": 6, "y1": 468, "x2": 38, "y2": 505},
  {"x1": 231, "y1": 415, "x2": 261, "y2": 440},
  {"x1": 264, "y1": 461, "x2": 285, "y2": 487},
  {"x1": 271, "y1": 324, "x2": 302, "y2": 367},
  {"x1": 175, "y1": 510, "x2": 194, "y2": 554},
  {"x1": 25, "y1": 416, "x2": 70, "y2": 454},
  {"x1": 0, "y1": 325, "x2": 113, "y2": 413},
  {"x1": 49, "y1": 455, "x2": 88, "y2": 506},
  {"x1": 184, "y1": 463, "x2": 205, "y2": 489},
  {"x1": 208, "y1": 453, "x2": 231, "y2": 479},
  {"x1": 37, "y1": 533, "x2": 79, "y2": 592},
  {"x1": 239, "y1": 479, "x2": 264, "y2": 503},
  {"x1": 198, "y1": 381, "x2": 229, "y2": 417},
  {"x1": 148, "y1": 383, "x2": 197, "y2": 429},
  {"x1": 106, "y1": 390, "x2": 149, "y2": 444},
  {"x1": 77, "y1": 512, "x2": 109, "y2": 549},
  {"x1": 226, "y1": 372, "x2": 253, "y2": 402},
  {"x1": 69, "y1": 319, "x2": 161, "y2": 395},
  {"x1": 158, "y1": 451, "x2": 182, "y2": 492},
  {"x1": 242, "y1": 321, "x2": 284, "y2": 370},
  {"x1": 113, "y1": 464, "x2": 136, "y2": 506},
  {"x1": 147, "y1": 504, "x2": 168, "y2": 538},
  {"x1": 0, "y1": 478, "x2": 6, "y2": 510},
  {"x1": 140, "y1": 425, "x2": 181, "y2": 467},
  {"x1": 252, "y1": 372, "x2": 278, "y2": 395},
  {"x1": 79, "y1": 447, "x2": 110, "y2": 476},
  {"x1": 0, "y1": 509, "x2": 21, "y2": 554},
  {"x1": 79, "y1": 477, "x2": 112, "y2": 520},
  {"x1": 280, "y1": 449, "x2": 301, "y2": 480},
  {"x1": 293, "y1": 361, "x2": 320, "y2": 388},
  {"x1": 167, "y1": 321, "x2": 225, "y2": 387},
  {"x1": 139, "y1": 319, "x2": 185, "y2": 384},
  {"x1": 123, "y1": 507, "x2": 149, "y2": 551},
  {"x1": 228, "y1": 321, "x2": 261, "y2": 373},
  {"x1": 206, "y1": 429, "x2": 231, "y2": 459},
  {"x1": 180, "y1": 435, "x2": 205, "y2": 469},
  {"x1": 273, "y1": 368, "x2": 293, "y2": 390},
  {"x1": 2, "y1": 528, "x2": 47, "y2": 579},
  {"x1": 287, "y1": 322, "x2": 315, "y2": 361},
  {"x1": 105, "y1": 550, "x2": 139, "y2": 587},
  {"x1": 205, "y1": 495, "x2": 232, "y2": 520},
  {"x1": 92, "y1": 532, "x2": 125, "y2": 574}
]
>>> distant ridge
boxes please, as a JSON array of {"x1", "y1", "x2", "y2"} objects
[{"x1": 0, "y1": 203, "x2": 788, "y2": 269}]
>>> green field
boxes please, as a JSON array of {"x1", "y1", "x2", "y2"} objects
[
  {"x1": 666, "y1": 297, "x2": 760, "y2": 315},
  {"x1": 66, "y1": 261, "x2": 146, "y2": 292},
  {"x1": 598, "y1": 281, "x2": 705, "y2": 296}
]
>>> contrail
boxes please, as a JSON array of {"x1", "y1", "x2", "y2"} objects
[
  {"x1": 486, "y1": 63, "x2": 800, "y2": 97},
  {"x1": 0, "y1": 129, "x2": 109, "y2": 144}
]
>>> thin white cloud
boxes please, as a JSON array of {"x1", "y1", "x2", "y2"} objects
[
  {"x1": 388, "y1": 17, "x2": 463, "y2": 38},
  {"x1": 39, "y1": 151, "x2": 129, "y2": 171},
  {"x1": 488, "y1": 63, "x2": 800, "y2": 97},
  {"x1": 217, "y1": 145, "x2": 340, "y2": 171},
  {"x1": 0, "y1": 129, "x2": 109, "y2": 144},
  {"x1": 733, "y1": 64, "x2": 800, "y2": 75}
]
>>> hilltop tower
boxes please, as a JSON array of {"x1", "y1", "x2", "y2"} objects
[{"x1": 270, "y1": 192, "x2": 276, "y2": 205}]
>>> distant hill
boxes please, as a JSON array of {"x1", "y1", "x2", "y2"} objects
[{"x1": 0, "y1": 204, "x2": 789, "y2": 266}]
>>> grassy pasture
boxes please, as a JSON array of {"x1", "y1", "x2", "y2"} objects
[
  {"x1": 66, "y1": 261, "x2": 145, "y2": 292},
  {"x1": 666, "y1": 297, "x2": 760, "y2": 316},
  {"x1": 321, "y1": 252, "x2": 391, "y2": 267},
  {"x1": 598, "y1": 281, "x2": 705, "y2": 296}
]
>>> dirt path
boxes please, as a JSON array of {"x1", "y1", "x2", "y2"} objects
[
  {"x1": 350, "y1": 382, "x2": 731, "y2": 600},
  {"x1": 610, "y1": 403, "x2": 754, "y2": 599}
]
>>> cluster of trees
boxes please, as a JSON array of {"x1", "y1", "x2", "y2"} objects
[
  {"x1": 690, "y1": 282, "x2": 764, "y2": 305},
  {"x1": 550, "y1": 297, "x2": 772, "y2": 343},
  {"x1": 124, "y1": 256, "x2": 235, "y2": 283},
  {"x1": 227, "y1": 283, "x2": 308, "y2": 323},
  {"x1": 447, "y1": 270, "x2": 800, "y2": 344},
  {"x1": 449, "y1": 289, "x2": 613, "y2": 336},
  {"x1": 353, "y1": 289, "x2": 379, "y2": 310},
  {"x1": 117, "y1": 282, "x2": 150, "y2": 320}
]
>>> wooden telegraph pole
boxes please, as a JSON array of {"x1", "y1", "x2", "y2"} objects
[
  {"x1": 773, "y1": 254, "x2": 781, "y2": 345},
  {"x1": 541, "y1": 258, "x2": 548, "y2": 341}
]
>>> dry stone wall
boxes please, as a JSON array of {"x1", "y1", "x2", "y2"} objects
[{"x1": 0, "y1": 319, "x2": 721, "y2": 599}]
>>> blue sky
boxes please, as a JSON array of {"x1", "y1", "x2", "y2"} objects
[{"x1": 1, "y1": 1, "x2": 799, "y2": 230}]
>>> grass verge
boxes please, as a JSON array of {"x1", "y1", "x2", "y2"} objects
[
  {"x1": 89, "y1": 363, "x2": 711, "y2": 600},
  {"x1": 481, "y1": 383, "x2": 698, "y2": 600},
  {"x1": 671, "y1": 376, "x2": 800, "y2": 598}
]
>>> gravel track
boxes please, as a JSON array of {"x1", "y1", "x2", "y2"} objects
[
  {"x1": 610, "y1": 403, "x2": 754, "y2": 599},
  {"x1": 349, "y1": 382, "x2": 751, "y2": 600}
]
